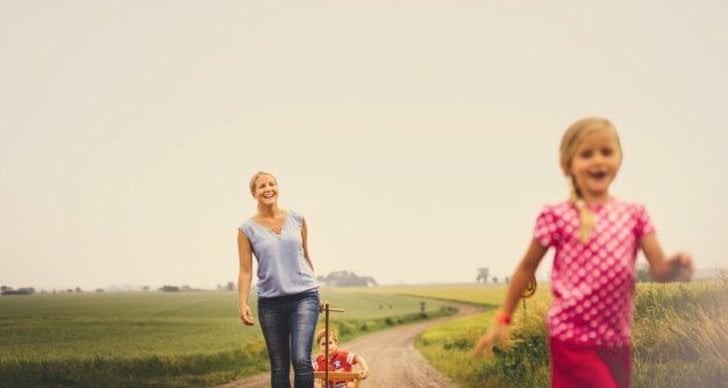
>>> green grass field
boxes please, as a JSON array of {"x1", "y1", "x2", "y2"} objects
[
  {"x1": 0, "y1": 289, "x2": 454, "y2": 387},
  {"x1": 367, "y1": 283, "x2": 514, "y2": 306},
  {"x1": 3, "y1": 281, "x2": 726, "y2": 387},
  {"x1": 411, "y1": 281, "x2": 728, "y2": 388}
]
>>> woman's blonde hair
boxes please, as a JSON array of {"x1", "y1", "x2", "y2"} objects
[
  {"x1": 559, "y1": 117, "x2": 622, "y2": 243},
  {"x1": 249, "y1": 171, "x2": 276, "y2": 196},
  {"x1": 315, "y1": 328, "x2": 339, "y2": 345}
]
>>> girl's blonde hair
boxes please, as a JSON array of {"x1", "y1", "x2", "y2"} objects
[
  {"x1": 315, "y1": 328, "x2": 339, "y2": 345},
  {"x1": 559, "y1": 117, "x2": 622, "y2": 243},
  {"x1": 249, "y1": 171, "x2": 276, "y2": 196}
]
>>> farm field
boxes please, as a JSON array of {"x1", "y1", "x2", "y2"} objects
[
  {"x1": 0, "y1": 289, "x2": 454, "y2": 387},
  {"x1": 3, "y1": 281, "x2": 725, "y2": 387},
  {"x1": 377, "y1": 282, "x2": 551, "y2": 307},
  {"x1": 411, "y1": 280, "x2": 728, "y2": 388}
]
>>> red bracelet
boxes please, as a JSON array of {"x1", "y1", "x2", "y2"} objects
[{"x1": 494, "y1": 311, "x2": 512, "y2": 325}]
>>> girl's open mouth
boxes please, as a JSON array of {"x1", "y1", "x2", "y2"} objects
[{"x1": 589, "y1": 171, "x2": 607, "y2": 180}]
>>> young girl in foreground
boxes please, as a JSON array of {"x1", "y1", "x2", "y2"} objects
[{"x1": 474, "y1": 117, "x2": 694, "y2": 388}]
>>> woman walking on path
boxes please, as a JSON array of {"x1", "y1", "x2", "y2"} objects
[{"x1": 238, "y1": 171, "x2": 320, "y2": 388}]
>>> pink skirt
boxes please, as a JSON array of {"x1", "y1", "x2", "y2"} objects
[{"x1": 549, "y1": 337, "x2": 631, "y2": 388}]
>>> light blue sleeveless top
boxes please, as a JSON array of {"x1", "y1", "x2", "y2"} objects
[{"x1": 239, "y1": 210, "x2": 318, "y2": 298}]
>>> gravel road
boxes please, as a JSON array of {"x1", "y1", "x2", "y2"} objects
[{"x1": 219, "y1": 302, "x2": 483, "y2": 388}]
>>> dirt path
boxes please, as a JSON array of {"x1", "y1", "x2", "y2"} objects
[{"x1": 219, "y1": 302, "x2": 483, "y2": 388}]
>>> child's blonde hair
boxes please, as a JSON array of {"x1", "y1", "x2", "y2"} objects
[
  {"x1": 249, "y1": 171, "x2": 276, "y2": 196},
  {"x1": 559, "y1": 117, "x2": 622, "y2": 243},
  {"x1": 315, "y1": 328, "x2": 339, "y2": 345}
]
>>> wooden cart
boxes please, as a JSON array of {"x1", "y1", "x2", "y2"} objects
[{"x1": 314, "y1": 303, "x2": 366, "y2": 388}]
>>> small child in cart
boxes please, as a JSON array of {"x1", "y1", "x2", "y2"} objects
[{"x1": 313, "y1": 328, "x2": 369, "y2": 388}]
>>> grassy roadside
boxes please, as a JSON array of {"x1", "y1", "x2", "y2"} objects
[
  {"x1": 413, "y1": 281, "x2": 728, "y2": 387},
  {"x1": 416, "y1": 294, "x2": 551, "y2": 387}
]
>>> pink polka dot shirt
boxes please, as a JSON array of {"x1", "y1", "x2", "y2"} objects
[{"x1": 534, "y1": 199, "x2": 654, "y2": 348}]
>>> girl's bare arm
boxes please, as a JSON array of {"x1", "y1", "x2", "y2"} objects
[{"x1": 641, "y1": 233, "x2": 693, "y2": 282}]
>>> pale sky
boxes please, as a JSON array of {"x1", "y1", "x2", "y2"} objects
[{"x1": 1, "y1": 1, "x2": 727, "y2": 290}]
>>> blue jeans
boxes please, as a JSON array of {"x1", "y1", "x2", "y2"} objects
[{"x1": 258, "y1": 289, "x2": 320, "y2": 388}]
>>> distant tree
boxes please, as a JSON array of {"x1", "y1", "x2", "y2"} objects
[
  {"x1": 319, "y1": 271, "x2": 377, "y2": 287},
  {"x1": 227, "y1": 282, "x2": 235, "y2": 291},
  {"x1": 476, "y1": 267, "x2": 490, "y2": 284},
  {"x1": 159, "y1": 285, "x2": 180, "y2": 292},
  {"x1": 2, "y1": 287, "x2": 35, "y2": 296},
  {"x1": 361, "y1": 276, "x2": 378, "y2": 286},
  {"x1": 75, "y1": 287, "x2": 83, "y2": 293},
  {"x1": 95, "y1": 288, "x2": 104, "y2": 292},
  {"x1": 505, "y1": 276, "x2": 510, "y2": 284},
  {"x1": 141, "y1": 286, "x2": 149, "y2": 292},
  {"x1": 66, "y1": 289, "x2": 73, "y2": 293},
  {"x1": 1, "y1": 285, "x2": 9, "y2": 292},
  {"x1": 492, "y1": 277, "x2": 498, "y2": 284}
]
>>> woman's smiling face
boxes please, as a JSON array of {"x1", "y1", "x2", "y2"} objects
[{"x1": 253, "y1": 174, "x2": 278, "y2": 204}]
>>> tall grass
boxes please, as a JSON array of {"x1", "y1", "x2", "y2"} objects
[
  {"x1": 416, "y1": 297, "x2": 551, "y2": 387},
  {"x1": 415, "y1": 281, "x2": 728, "y2": 387},
  {"x1": 632, "y1": 281, "x2": 728, "y2": 387}
]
